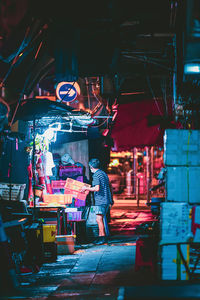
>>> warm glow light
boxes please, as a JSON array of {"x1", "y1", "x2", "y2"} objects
[
  {"x1": 109, "y1": 159, "x2": 119, "y2": 167},
  {"x1": 110, "y1": 151, "x2": 133, "y2": 158}
]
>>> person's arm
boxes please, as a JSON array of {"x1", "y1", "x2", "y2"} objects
[{"x1": 81, "y1": 185, "x2": 99, "y2": 193}]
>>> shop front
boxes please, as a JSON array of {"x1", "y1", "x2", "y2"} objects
[{"x1": 108, "y1": 147, "x2": 165, "y2": 204}]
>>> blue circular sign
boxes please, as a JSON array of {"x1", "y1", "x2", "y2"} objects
[{"x1": 56, "y1": 82, "x2": 79, "y2": 102}]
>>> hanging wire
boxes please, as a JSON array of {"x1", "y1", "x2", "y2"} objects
[
  {"x1": 0, "y1": 20, "x2": 48, "y2": 89},
  {"x1": 90, "y1": 117, "x2": 109, "y2": 128},
  {"x1": 161, "y1": 78, "x2": 168, "y2": 116},
  {"x1": 0, "y1": 26, "x2": 31, "y2": 88},
  {"x1": 144, "y1": 63, "x2": 163, "y2": 116},
  {"x1": 122, "y1": 54, "x2": 173, "y2": 71},
  {"x1": 10, "y1": 35, "x2": 46, "y2": 126}
]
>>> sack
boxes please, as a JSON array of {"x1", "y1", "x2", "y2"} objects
[
  {"x1": 83, "y1": 206, "x2": 110, "y2": 236},
  {"x1": 83, "y1": 206, "x2": 97, "y2": 226}
]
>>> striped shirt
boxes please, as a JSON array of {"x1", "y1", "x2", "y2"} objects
[{"x1": 92, "y1": 169, "x2": 113, "y2": 206}]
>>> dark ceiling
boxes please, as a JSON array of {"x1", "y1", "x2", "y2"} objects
[{"x1": 1, "y1": 0, "x2": 197, "y2": 112}]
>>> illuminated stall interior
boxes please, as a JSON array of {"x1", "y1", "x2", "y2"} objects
[{"x1": 108, "y1": 147, "x2": 165, "y2": 200}]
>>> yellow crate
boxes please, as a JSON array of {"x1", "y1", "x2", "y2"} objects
[{"x1": 42, "y1": 224, "x2": 57, "y2": 243}]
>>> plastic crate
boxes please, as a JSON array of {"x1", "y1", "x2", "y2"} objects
[
  {"x1": 66, "y1": 211, "x2": 82, "y2": 221},
  {"x1": 43, "y1": 194, "x2": 73, "y2": 205},
  {"x1": 51, "y1": 180, "x2": 66, "y2": 189},
  {"x1": 64, "y1": 178, "x2": 90, "y2": 201},
  {"x1": 59, "y1": 165, "x2": 83, "y2": 179},
  {"x1": 74, "y1": 199, "x2": 86, "y2": 207},
  {"x1": 0, "y1": 183, "x2": 26, "y2": 201},
  {"x1": 43, "y1": 242, "x2": 57, "y2": 262},
  {"x1": 51, "y1": 179, "x2": 84, "y2": 194}
]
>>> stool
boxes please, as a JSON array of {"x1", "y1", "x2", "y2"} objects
[{"x1": 135, "y1": 238, "x2": 154, "y2": 273}]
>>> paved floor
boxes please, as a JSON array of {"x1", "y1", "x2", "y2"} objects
[
  {"x1": 1, "y1": 200, "x2": 200, "y2": 299},
  {"x1": 1, "y1": 236, "x2": 138, "y2": 299}
]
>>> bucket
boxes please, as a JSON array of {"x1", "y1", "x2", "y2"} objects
[
  {"x1": 33, "y1": 185, "x2": 44, "y2": 198},
  {"x1": 150, "y1": 197, "x2": 164, "y2": 214},
  {"x1": 56, "y1": 235, "x2": 75, "y2": 254}
]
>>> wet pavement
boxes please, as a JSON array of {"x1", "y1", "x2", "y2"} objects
[
  {"x1": 1, "y1": 198, "x2": 200, "y2": 299},
  {"x1": 1, "y1": 236, "x2": 138, "y2": 299}
]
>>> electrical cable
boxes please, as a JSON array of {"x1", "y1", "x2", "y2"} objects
[
  {"x1": 90, "y1": 117, "x2": 108, "y2": 128},
  {"x1": 10, "y1": 32, "x2": 47, "y2": 126},
  {"x1": 0, "y1": 26, "x2": 31, "y2": 88},
  {"x1": 144, "y1": 64, "x2": 163, "y2": 116},
  {"x1": 123, "y1": 54, "x2": 173, "y2": 71},
  {"x1": 41, "y1": 80, "x2": 77, "y2": 131},
  {"x1": 0, "y1": 20, "x2": 48, "y2": 89}
]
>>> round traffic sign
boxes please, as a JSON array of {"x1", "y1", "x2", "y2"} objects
[{"x1": 56, "y1": 81, "x2": 80, "y2": 102}]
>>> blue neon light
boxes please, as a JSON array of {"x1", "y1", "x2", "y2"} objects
[{"x1": 184, "y1": 64, "x2": 200, "y2": 74}]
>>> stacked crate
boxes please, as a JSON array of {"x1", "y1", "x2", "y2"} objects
[
  {"x1": 164, "y1": 129, "x2": 200, "y2": 204},
  {"x1": 159, "y1": 129, "x2": 200, "y2": 280}
]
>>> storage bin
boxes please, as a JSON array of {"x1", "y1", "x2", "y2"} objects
[
  {"x1": 74, "y1": 199, "x2": 86, "y2": 207},
  {"x1": 67, "y1": 211, "x2": 82, "y2": 221},
  {"x1": 51, "y1": 180, "x2": 66, "y2": 189},
  {"x1": 64, "y1": 178, "x2": 90, "y2": 201},
  {"x1": 59, "y1": 166, "x2": 83, "y2": 179},
  {"x1": 56, "y1": 235, "x2": 75, "y2": 254},
  {"x1": 43, "y1": 194, "x2": 73, "y2": 205},
  {"x1": 51, "y1": 180, "x2": 66, "y2": 194},
  {"x1": 42, "y1": 224, "x2": 57, "y2": 243}
]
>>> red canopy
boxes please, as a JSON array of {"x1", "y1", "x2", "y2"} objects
[{"x1": 111, "y1": 98, "x2": 173, "y2": 150}]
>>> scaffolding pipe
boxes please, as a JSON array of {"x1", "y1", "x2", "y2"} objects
[
  {"x1": 146, "y1": 147, "x2": 151, "y2": 204},
  {"x1": 133, "y1": 147, "x2": 137, "y2": 195},
  {"x1": 136, "y1": 177, "x2": 140, "y2": 207},
  {"x1": 150, "y1": 146, "x2": 154, "y2": 188}
]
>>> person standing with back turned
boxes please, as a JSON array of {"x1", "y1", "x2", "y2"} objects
[{"x1": 81, "y1": 158, "x2": 114, "y2": 245}]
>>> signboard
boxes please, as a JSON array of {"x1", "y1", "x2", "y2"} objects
[
  {"x1": 56, "y1": 81, "x2": 80, "y2": 102},
  {"x1": 160, "y1": 202, "x2": 191, "y2": 244}
]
